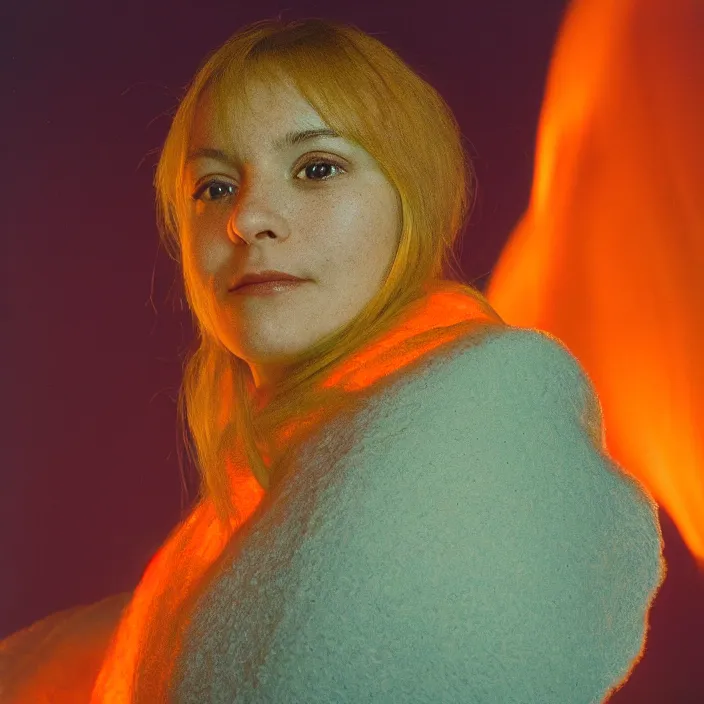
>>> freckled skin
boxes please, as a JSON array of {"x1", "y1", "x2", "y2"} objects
[{"x1": 183, "y1": 78, "x2": 402, "y2": 390}]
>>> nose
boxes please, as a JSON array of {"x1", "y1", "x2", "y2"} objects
[{"x1": 227, "y1": 173, "x2": 290, "y2": 245}]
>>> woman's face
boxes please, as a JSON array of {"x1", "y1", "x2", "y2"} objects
[{"x1": 183, "y1": 77, "x2": 401, "y2": 390}]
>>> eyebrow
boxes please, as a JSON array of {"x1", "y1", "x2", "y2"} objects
[
  {"x1": 274, "y1": 127, "x2": 341, "y2": 150},
  {"x1": 185, "y1": 128, "x2": 343, "y2": 166}
]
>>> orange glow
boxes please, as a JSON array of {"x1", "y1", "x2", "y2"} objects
[
  {"x1": 486, "y1": 0, "x2": 704, "y2": 567},
  {"x1": 89, "y1": 280, "x2": 499, "y2": 701},
  {"x1": 323, "y1": 282, "x2": 503, "y2": 391}
]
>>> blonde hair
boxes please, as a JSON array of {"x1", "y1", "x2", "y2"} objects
[{"x1": 155, "y1": 18, "x2": 493, "y2": 522}]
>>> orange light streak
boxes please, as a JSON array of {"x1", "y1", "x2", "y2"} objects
[{"x1": 487, "y1": 0, "x2": 704, "y2": 567}]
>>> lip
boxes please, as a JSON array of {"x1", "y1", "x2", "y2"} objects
[{"x1": 232, "y1": 280, "x2": 308, "y2": 296}]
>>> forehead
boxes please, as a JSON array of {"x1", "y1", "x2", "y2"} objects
[{"x1": 189, "y1": 77, "x2": 328, "y2": 153}]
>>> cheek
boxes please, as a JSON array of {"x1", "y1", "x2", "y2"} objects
[
  {"x1": 322, "y1": 181, "x2": 400, "y2": 277},
  {"x1": 184, "y1": 219, "x2": 232, "y2": 281}
]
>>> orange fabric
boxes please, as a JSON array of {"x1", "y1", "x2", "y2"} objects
[
  {"x1": 486, "y1": 0, "x2": 704, "y2": 566},
  {"x1": 0, "y1": 594, "x2": 131, "y2": 703},
  {"x1": 88, "y1": 280, "x2": 500, "y2": 702}
]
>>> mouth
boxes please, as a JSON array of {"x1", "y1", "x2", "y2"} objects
[{"x1": 230, "y1": 269, "x2": 308, "y2": 292}]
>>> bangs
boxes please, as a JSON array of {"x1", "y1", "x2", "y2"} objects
[{"x1": 205, "y1": 28, "x2": 393, "y2": 176}]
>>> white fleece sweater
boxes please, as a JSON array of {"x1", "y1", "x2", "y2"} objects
[{"x1": 169, "y1": 326, "x2": 665, "y2": 703}]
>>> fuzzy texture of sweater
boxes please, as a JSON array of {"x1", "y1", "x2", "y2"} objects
[{"x1": 169, "y1": 326, "x2": 665, "y2": 703}]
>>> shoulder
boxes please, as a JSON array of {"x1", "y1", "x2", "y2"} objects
[
  {"x1": 363, "y1": 324, "x2": 605, "y2": 456},
  {"x1": 363, "y1": 325, "x2": 661, "y2": 545},
  {"x1": 415, "y1": 324, "x2": 597, "y2": 409}
]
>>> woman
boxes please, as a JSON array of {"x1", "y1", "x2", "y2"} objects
[{"x1": 0, "y1": 16, "x2": 664, "y2": 704}]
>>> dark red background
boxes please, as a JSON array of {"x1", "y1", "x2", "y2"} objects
[{"x1": 3, "y1": 0, "x2": 702, "y2": 700}]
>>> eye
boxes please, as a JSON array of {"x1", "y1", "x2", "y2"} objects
[
  {"x1": 191, "y1": 180, "x2": 237, "y2": 203},
  {"x1": 295, "y1": 159, "x2": 346, "y2": 181}
]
